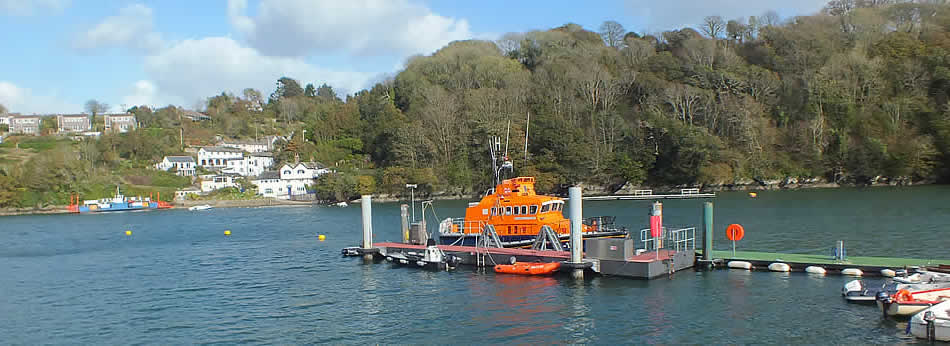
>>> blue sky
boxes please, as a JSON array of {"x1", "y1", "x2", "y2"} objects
[{"x1": 0, "y1": 0, "x2": 829, "y2": 114}]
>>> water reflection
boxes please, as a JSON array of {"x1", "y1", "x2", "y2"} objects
[{"x1": 485, "y1": 275, "x2": 561, "y2": 341}]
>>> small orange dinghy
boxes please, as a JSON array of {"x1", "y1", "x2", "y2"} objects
[{"x1": 494, "y1": 262, "x2": 561, "y2": 275}]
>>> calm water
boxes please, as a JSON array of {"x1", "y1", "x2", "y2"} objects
[{"x1": 2, "y1": 186, "x2": 949, "y2": 344}]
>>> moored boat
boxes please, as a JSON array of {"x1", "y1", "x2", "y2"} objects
[
  {"x1": 68, "y1": 186, "x2": 173, "y2": 213},
  {"x1": 877, "y1": 287, "x2": 950, "y2": 317},
  {"x1": 385, "y1": 242, "x2": 461, "y2": 271},
  {"x1": 438, "y1": 136, "x2": 627, "y2": 247},
  {"x1": 188, "y1": 204, "x2": 213, "y2": 211},
  {"x1": 842, "y1": 280, "x2": 950, "y2": 304},
  {"x1": 909, "y1": 300, "x2": 950, "y2": 341}
]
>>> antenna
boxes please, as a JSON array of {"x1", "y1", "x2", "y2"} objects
[
  {"x1": 523, "y1": 112, "x2": 530, "y2": 167},
  {"x1": 504, "y1": 119, "x2": 510, "y2": 159}
]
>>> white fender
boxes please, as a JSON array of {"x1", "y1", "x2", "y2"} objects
[
  {"x1": 841, "y1": 268, "x2": 863, "y2": 277},
  {"x1": 728, "y1": 261, "x2": 752, "y2": 270},
  {"x1": 768, "y1": 263, "x2": 791, "y2": 272},
  {"x1": 805, "y1": 266, "x2": 827, "y2": 275},
  {"x1": 881, "y1": 269, "x2": 897, "y2": 278}
]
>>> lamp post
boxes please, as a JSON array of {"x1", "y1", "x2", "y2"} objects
[{"x1": 406, "y1": 184, "x2": 417, "y2": 221}]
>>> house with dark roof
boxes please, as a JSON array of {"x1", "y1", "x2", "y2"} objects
[{"x1": 156, "y1": 155, "x2": 197, "y2": 176}]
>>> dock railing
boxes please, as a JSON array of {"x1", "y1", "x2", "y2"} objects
[
  {"x1": 639, "y1": 227, "x2": 696, "y2": 252},
  {"x1": 681, "y1": 188, "x2": 700, "y2": 195},
  {"x1": 634, "y1": 189, "x2": 653, "y2": 196}
]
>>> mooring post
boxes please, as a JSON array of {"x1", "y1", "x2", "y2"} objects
[
  {"x1": 361, "y1": 195, "x2": 373, "y2": 260},
  {"x1": 703, "y1": 202, "x2": 713, "y2": 261},
  {"x1": 569, "y1": 186, "x2": 583, "y2": 279},
  {"x1": 400, "y1": 204, "x2": 410, "y2": 244}
]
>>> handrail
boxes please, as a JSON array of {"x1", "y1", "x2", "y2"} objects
[
  {"x1": 634, "y1": 189, "x2": 653, "y2": 196},
  {"x1": 681, "y1": 188, "x2": 700, "y2": 195}
]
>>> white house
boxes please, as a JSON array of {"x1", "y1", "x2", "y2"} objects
[
  {"x1": 200, "y1": 174, "x2": 240, "y2": 192},
  {"x1": 10, "y1": 115, "x2": 40, "y2": 135},
  {"x1": 222, "y1": 152, "x2": 274, "y2": 177},
  {"x1": 219, "y1": 137, "x2": 277, "y2": 153},
  {"x1": 0, "y1": 114, "x2": 11, "y2": 126},
  {"x1": 156, "y1": 156, "x2": 196, "y2": 176},
  {"x1": 103, "y1": 113, "x2": 136, "y2": 133},
  {"x1": 251, "y1": 171, "x2": 283, "y2": 198},
  {"x1": 198, "y1": 146, "x2": 244, "y2": 167},
  {"x1": 279, "y1": 162, "x2": 330, "y2": 180},
  {"x1": 57, "y1": 114, "x2": 91, "y2": 133}
]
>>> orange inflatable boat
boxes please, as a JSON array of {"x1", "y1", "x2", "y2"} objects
[{"x1": 494, "y1": 262, "x2": 561, "y2": 275}]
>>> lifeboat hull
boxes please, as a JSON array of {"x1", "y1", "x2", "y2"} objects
[{"x1": 494, "y1": 262, "x2": 561, "y2": 275}]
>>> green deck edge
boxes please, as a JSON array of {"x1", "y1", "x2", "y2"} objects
[{"x1": 699, "y1": 250, "x2": 950, "y2": 268}]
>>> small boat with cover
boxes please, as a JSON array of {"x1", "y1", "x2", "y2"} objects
[
  {"x1": 494, "y1": 261, "x2": 561, "y2": 275},
  {"x1": 842, "y1": 279, "x2": 950, "y2": 304}
]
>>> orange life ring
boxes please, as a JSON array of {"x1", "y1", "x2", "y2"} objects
[
  {"x1": 895, "y1": 289, "x2": 913, "y2": 302},
  {"x1": 726, "y1": 224, "x2": 745, "y2": 241}
]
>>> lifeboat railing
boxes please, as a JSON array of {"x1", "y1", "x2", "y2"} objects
[
  {"x1": 639, "y1": 227, "x2": 696, "y2": 252},
  {"x1": 439, "y1": 219, "x2": 488, "y2": 236}
]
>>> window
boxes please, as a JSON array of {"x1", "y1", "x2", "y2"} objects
[
  {"x1": 283, "y1": 170, "x2": 291, "y2": 175},
  {"x1": 530, "y1": 205, "x2": 538, "y2": 214},
  {"x1": 521, "y1": 206, "x2": 527, "y2": 215},
  {"x1": 557, "y1": 204, "x2": 563, "y2": 211},
  {"x1": 541, "y1": 204, "x2": 550, "y2": 213},
  {"x1": 513, "y1": 206, "x2": 520, "y2": 215},
  {"x1": 505, "y1": 206, "x2": 512, "y2": 215},
  {"x1": 297, "y1": 169, "x2": 305, "y2": 174},
  {"x1": 265, "y1": 188, "x2": 273, "y2": 194},
  {"x1": 491, "y1": 207, "x2": 497, "y2": 216}
]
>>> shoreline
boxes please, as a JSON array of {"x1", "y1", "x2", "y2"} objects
[{"x1": 0, "y1": 181, "x2": 939, "y2": 217}]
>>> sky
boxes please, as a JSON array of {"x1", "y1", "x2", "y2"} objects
[{"x1": 0, "y1": 0, "x2": 829, "y2": 114}]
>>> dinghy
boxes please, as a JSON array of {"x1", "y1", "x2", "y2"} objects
[
  {"x1": 842, "y1": 280, "x2": 950, "y2": 304},
  {"x1": 910, "y1": 300, "x2": 950, "y2": 341},
  {"x1": 494, "y1": 261, "x2": 561, "y2": 275}
]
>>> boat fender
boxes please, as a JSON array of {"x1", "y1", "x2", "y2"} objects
[
  {"x1": 768, "y1": 263, "x2": 790, "y2": 272},
  {"x1": 881, "y1": 269, "x2": 897, "y2": 278},
  {"x1": 841, "y1": 268, "x2": 863, "y2": 277},
  {"x1": 805, "y1": 266, "x2": 826, "y2": 275},
  {"x1": 727, "y1": 261, "x2": 752, "y2": 270},
  {"x1": 509, "y1": 256, "x2": 517, "y2": 265}
]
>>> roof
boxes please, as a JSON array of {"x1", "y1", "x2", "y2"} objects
[
  {"x1": 58, "y1": 114, "x2": 89, "y2": 118},
  {"x1": 253, "y1": 171, "x2": 280, "y2": 180},
  {"x1": 165, "y1": 156, "x2": 195, "y2": 163},
  {"x1": 200, "y1": 146, "x2": 244, "y2": 153},
  {"x1": 249, "y1": 152, "x2": 273, "y2": 157},
  {"x1": 302, "y1": 161, "x2": 326, "y2": 169}
]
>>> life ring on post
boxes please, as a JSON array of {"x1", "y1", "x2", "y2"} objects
[{"x1": 726, "y1": 224, "x2": 745, "y2": 241}]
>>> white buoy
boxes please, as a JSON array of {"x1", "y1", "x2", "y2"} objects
[
  {"x1": 805, "y1": 266, "x2": 827, "y2": 275},
  {"x1": 841, "y1": 268, "x2": 863, "y2": 277},
  {"x1": 768, "y1": 263, "x2": 791, "y2": 272},
  {"x1": 881, "y1": 269, "x2": 897, "y2": 278},
  {"x1": 728, "y1": 261, "x2": 752, "y2": 270}
]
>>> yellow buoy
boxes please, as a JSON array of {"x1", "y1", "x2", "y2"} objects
[
  {"x1": 748, "y1": 192, "x2": 758, "y2": 198},
  {"x1": 125, "y1": 230, "x2": 132, "y2": 236},
  {"x1": 318, "y1": 234, "x2": 326, "y2": 241},
  {"x1": 224, "y1": 230, "x2": 231, "y2": 236}
]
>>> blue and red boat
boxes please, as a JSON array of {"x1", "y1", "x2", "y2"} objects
[{"x1": 68, "y1": 186, "x2": 173, "y2": 213}]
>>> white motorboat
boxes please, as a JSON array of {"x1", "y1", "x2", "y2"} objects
[
  {"x1": 910, "y1": 300, "x2": 950, "y2": 341},
  {"x1": 877, "y1": 286, "x2": 950, "y2": 317},
  {"x1": 893, "y1": 270, "x2": 950, "y2": 284},
  {"x1": 843, "y1": 280, "x2": 950, "y2": 304},
  {"x1": 188, "y1": 204, "x2": 213, "y2": 211},
  {"x1": 334, "y1": 201, "x2": 348, "y2": 207},
  {"x1": 385, "y1": 242, "x2": 461, "y2": 271}
]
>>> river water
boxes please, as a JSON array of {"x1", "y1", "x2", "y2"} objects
[{"x1": 1, "y1": 186, "x2": 948, "y2": 344}]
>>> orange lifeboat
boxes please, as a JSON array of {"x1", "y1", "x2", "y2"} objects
[{"x1": 494, "y1": 262, "x2": 561, "y2": 275}]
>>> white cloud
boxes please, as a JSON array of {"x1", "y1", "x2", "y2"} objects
[
  {"x1": 228, "y1": 0, "x2": 472, "y2": 57},
  {"x1": 74, "y1": 3, "x2": 164, "y2": 54},
  {"x1": 0, "y1": 81, "x2": 80, "y2": 114},
  {"x1": 142, "y1": 37, "x2": 372, "y2": 106},
  {"x1": 626, "y1": 0, "x2": 828, "y2": 33},
  {"x1": 0, "y1": 0, "x2": 68, "y2": 16},
  {"x1": 120, "y1": 80, "x2": 158, "y2": 109}
]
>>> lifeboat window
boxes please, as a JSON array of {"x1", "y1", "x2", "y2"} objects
[
  {"x1": 530, "y1": 205, "x2": 538, "y2": 214},
  {"x1": 520, "y1": 206, "x2": 527, "y2": 214},
  {"x1": 557, "y1": 204, "x2": 563, "y2": 211},
  {"x1": 505, "y1": 206, "x2": 512, "y2": 215},
  {"x1": 491, "y1": 207, "x2": 497, "y2": 216},
  {"x1": 514, "y1": 206, "x2": 520, "y2": 215},
  {"x1": 541, "y1": 204, "x2": 550, "y2": 213}
]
